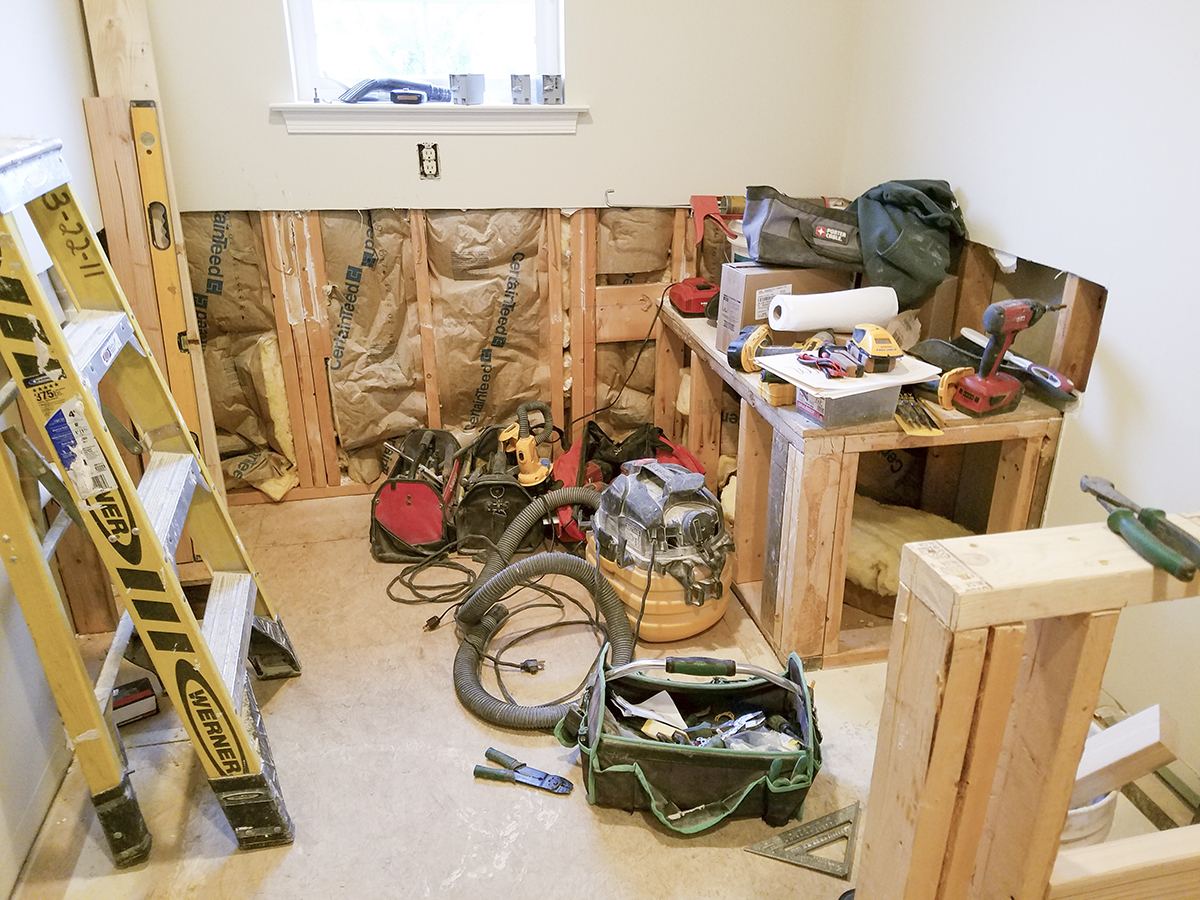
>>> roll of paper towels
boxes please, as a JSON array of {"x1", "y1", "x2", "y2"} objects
[{"x1": 768, "y1": 285, "x2": 899, "y2": 332}]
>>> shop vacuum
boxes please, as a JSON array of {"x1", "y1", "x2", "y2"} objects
[{"x1": 586, "y1": 460, "x2": 735, "y2": 641}]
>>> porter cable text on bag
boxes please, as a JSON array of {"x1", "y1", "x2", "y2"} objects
[
  {"x1": 468, "y1": 252, "x2": 525, "y2": 429},
  {"x1": 330, "y1": 225, "x2": 378, "y2": 371}
]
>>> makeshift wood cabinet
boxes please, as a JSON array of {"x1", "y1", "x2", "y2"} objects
[
  {"x1": 654, "y1": 241, "x2": 1105, "y2": 666},
  {"x1": 856, "y1": 513, "x2": 1200, "y2": 899}
]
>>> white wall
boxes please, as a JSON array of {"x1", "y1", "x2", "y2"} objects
[
  {"x1": 839, "y1": 0, "x2": 1200, "y2": 769},
  {"x1": 0, "y1": 1, "x2": 100, "y2": 892},
  {"x1": 146, "y1": 0, "x2": 860, "y2": 211}
]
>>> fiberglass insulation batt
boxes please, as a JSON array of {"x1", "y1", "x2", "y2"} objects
[
  {"x1": 183, "y1": 211, "x2": 298, "y2": 499},
  {"x1": 424, "y1": 209, "x2": 551, "y2": 435},
  {"x1": 321, "y1": 210, "x2": 427, "y2": 451}
]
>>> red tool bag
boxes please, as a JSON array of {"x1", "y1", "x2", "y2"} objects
[
  {"x1": 370, "y1": 429, "x2": 460, "y2": 562},
  {"x1": 551, "y1": 422, "x2": 704, "y2": 542}
]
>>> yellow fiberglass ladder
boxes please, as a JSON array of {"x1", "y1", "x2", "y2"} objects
[{"x1": 0, "y1": 138, "x2": 300, "y2": 866}]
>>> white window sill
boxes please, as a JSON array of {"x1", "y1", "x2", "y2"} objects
[{"x1": 269, "y1": 102, "x2": 588, "y2": 135}]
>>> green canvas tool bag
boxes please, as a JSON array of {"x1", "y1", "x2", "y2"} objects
[{"x1": 556, "y1": 654, "x2": 821, "y2": 834}]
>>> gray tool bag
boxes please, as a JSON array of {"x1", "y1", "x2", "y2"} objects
[
  {"x1": 557, "y1": 654, "x2": 821, "y2": 834},
  {"x1": 742, "y1": 185, "x2": 864, "y2": 272}
]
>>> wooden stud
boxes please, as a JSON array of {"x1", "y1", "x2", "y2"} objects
[
  {"x1": 969, "y1": 611, "x2": 1120, "y2": 900},
  {"x1": 734, "y1": 401, "x2": 772, "y2": 585},
  {"x1": 952, "y1": 241, "x2": 998, "y2": 337},
  {"x1": 687, "y1": 357, "x2": 722, "y2": 491},
  {"x1": 775, "y1": 437, "x2": 846, "y2": 658},
  {"x1": 856, "y1": 593, "x2": 956, "y2": 899},
  {"x1": 296, "y1": 212, "x2": 341, "y2": 484},
  {"x1": 921, "y1": 443, "x2": 966, "y2": 521},
  {"x1": 545, "y1": 209, "x2": 566, "y2": 441},
  {"x1": 823, "y1": 450, "x2": 860, "y2": 657},
  {"x1": 902, "y1": 628, "x2": 989, "y2": 900},
  {"x1": 1025, "y1": 418, "x2": 1063, "y2": 529},
  {"x1": 670, "y1": 208, "x2": 691, "y2": 280},
  {"x1": 260, "y1": 211, "x2": 315, "y2": 489},
  {"x1": 758, "y1": 433, "x2": 790, "y2": 640},
  {"x1": 936, "y1": 623, "x2": 1028, "y2": 900},
  {"x1": 409, "y1": 210, "x2": 442, "y2": 429},
  {"x1": 282, "y1": 214, "x2": 327, "y2": 487},
  {"x1": 1050, "y1": 274, "x2": 1106, "y2": 393},
  {"x1": 567, "y1": 209, "x2": 597, "y2": 443},
  {"x1": 653, "y1": 324, "x2": 685, "y2": 442},
  {"x1": 986, "y1": 436, "x2": 1042, "y2": 533}
]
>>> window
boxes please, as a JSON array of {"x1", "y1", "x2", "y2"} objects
[{"x1": 285, "y1": 0, "x2": 563, "y2": 105}]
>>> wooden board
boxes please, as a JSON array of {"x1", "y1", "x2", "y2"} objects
[
  {"x1": 1071, "y1": 704, "x2": 1178, "y2": 809},
  {"x1": 568, "y1": 209, "x2": 596, "y2": 442},
  {"x1": 261, "y1": 211, "x2": 317, "y2": 489},
  {"x1": 902, "y1": 628, "x2": 989, "y2": 900},
  {"x1": 1049, "y1": 824, "x2": 1200, "y2": 900},
  {"x1": 936, "y1": 623, "x2": 1027, "y2": 899},
  {"x1": 952, "y1": 241, "x2": 997, "y2": 337},
  {"x1": 409, "y1": 210, "x2": 442, "y2": 429},
  {"x1": 1050, "y1": 273, "x2": 1106, "y2": 393},
  {"x1": 856, "y1": 593, "x2": 955, "y2": 899},
  {"x1": 904, "y1": 513, "x2": 1200, "y2": 632},
  {"x1": 687, "y1": 357, "x2": 722, "y2": 491},
  {"x1": 296, "y1": 212, "x2": 341, "y2": 483},
  {"x1": 734, "y1": 401, "x2": 772, "y2": 584},
  {"x1": 653, "y1": 324, "x2": 685, "y2": 443},
  {"x1": 545, "y1": 209, "x2": 566, "y2": 441},
  {"x1": 225, "y1": 479, "x2": 377, "y2": 506},
  {"x1": 969, "y1": 611, "x2": 1119, "y2": 900}
]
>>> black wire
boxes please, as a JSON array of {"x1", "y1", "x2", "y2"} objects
[
  {"x1": 632, "y1": 542, "x2": 656, "y2": 645},
  {"x1": 568, "y1": 283, "x2": 672, "y2": 428}
]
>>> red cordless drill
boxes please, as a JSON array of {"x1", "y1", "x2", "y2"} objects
[{"x1": 952, "y1": 298, "x2": 1064, "y2": 416}]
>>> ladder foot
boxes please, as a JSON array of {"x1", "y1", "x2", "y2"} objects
[
  {"x1": 249, "y1": 615, "x2": 302, "y2": 679},
  {"x1": 212, "y1": 683, "x2": 294, "y2": 849},
  {"x1": 93, "y1": 774, "x2": 152, "y2": 868}
]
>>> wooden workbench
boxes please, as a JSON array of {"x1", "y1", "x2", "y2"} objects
[{"x1": 654, "y1": 300, "x2": 1064, "y2": 667}]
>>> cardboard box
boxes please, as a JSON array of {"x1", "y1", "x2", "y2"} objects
[
  {"x1": 715, "y1": 262, "x2": 854, "y2": 353},
  {"x1": 794, "y1": 383, "x2": 901, "y2": 429}
]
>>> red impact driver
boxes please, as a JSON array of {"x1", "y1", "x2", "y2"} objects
[{"x1": 952, "y1": 298, "x2": 1065, "y2": 416}]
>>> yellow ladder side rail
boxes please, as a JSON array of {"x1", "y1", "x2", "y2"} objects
[
  {"x1": 0, "y1": 428, "x2": 152, "y2": 866},
  {"x1": 25, "y1": 186, "x2": 280, "y2": 622},
  {"x1": 0, "y1": 208, "x2": 264, "y2": 784}
]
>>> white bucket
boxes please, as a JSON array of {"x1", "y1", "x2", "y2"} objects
[
  {"x1": 1060, "y1": 788, "x2": 1118, "y2": 847},
  {"x1": 1060, "y1": 722, "x2": 1119, "y2": 847}
]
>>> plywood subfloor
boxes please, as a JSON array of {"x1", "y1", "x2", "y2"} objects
[{"x1": 11, "y1": 495, "x2": 1156, "y2": 899}]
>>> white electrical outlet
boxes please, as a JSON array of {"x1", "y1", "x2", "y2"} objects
[{"x1": 418, "y1": 142, "x2": 440, "y2": 179}]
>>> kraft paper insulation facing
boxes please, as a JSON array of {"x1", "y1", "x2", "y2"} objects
[
  {"x1": 183, "y1": 211, "x2": 299, "y2": 500},
  {"x1": 425, "y1": 209, "x2": 551, "y2": 437},
  {"x1": 320, "y1": 210, "x2": 426, "y2": 455}
]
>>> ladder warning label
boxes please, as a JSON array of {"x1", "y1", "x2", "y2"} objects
[{"x1": 46, "y1": 397, "x2": 118, "y2": 499}]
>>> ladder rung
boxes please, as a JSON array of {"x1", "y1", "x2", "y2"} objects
[
  {"x1": 62, "y1": 311, "x2": 136, "y2": 397},
  {"x1": 94, "y1": 613, "x2": 136, "y2": 712},
  {"x1": 40, "y1": 507, "x2": 73, "y2": 561},
  {"x1": 137, "y1": 451, "x2": 201, "y2": 561},
  {"x1": 201, "y1": 572, "x2": 257, "y2": 714}
]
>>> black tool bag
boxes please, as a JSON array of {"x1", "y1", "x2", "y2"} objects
[
  {"x1": 743, "y1": 185, "x2": 864, "y2": 272},
  {"x1": 557, "y1": 655, "x2": 821, "y2": 834},
  {"x1": 454, "y1": 425, "x2": 541, "y2": 554},
  {"x1": 370, "y1": 429, "x2": 460, "y2": 562}
]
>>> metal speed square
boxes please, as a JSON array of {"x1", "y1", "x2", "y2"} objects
[{"x1": 745, "y1": 801, "x2": 860, "y2": 879}]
